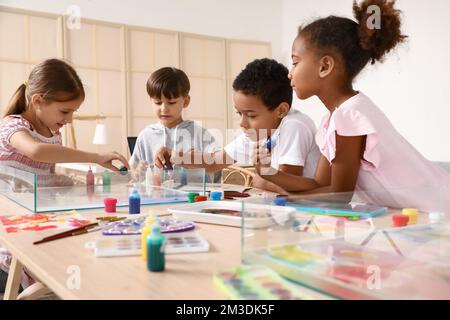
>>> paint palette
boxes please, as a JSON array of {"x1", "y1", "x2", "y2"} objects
[
  {"x1": 93, "y1": 235, "x2": 142, "y2": 257},
  {"x1": 214, "y1": 265, "x2": 328, "y2": 300},
  {"x1": 169, "y1": 201, "x2": 296, "y2": 228},
  {"x1": 165, "y1": 232, "x2": 210, "y2": 254},
  {"x1": 101, "y1": 217, "x2": 195, "y2": 235},
  {"x1": 92, "y1": 232, "x2": 209, "y2": 257}
]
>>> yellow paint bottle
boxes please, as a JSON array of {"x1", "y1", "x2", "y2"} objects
[
  {"x1": 141, "y1": 214, "x2": 155, "y2": 260},
  {"x1": 402, "y1": 208, "x2": 419, "y2": 224}
]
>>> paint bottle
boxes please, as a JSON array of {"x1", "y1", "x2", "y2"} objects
[
  {"x1": 162, "y1": 167, "x2": 173, "y2": 184},
  {"x1": 429, "y1": 212, "x2": 444, "y2": 224},
  {"x1": 194, "y1": 195, "x2": 207, "y2": 202},
  {"x1": 86, "y1": 166, "x2": 95, "y2": 198},
  {"x1": 272, "y1": 196, "x2": 287, "y2": 206},
  {"x1": 187, "y1": 192, "x2": 199, "y2": 203},
  {"x1": 141, "y1": 214, "x2": 155, "y2": 261},
  {"x1": 104, "y1": 197, "x2": 117, "y2": 213},
  {"x1": 153, "y1": 167, "x2": 162, "y2": 186},
  {"x1": 179, "y1": 167, "x2": 187, "y2": 186},
  {"x1": 402, "y1": 208, "x2": 418, "y2": 224},
  {"x1": 147, "y1": 222, "x2": 165, "y2": 272},
  {"x1": 145, "y1": 166, "x2": 153, "y2": 195},
  {"x1": 210, "y1": 191, "x2": 222, "y2": 201},
  {"x1": 392, "y1": 214, "x2": 409, "y2": 227},
  {"x1": 102, "y1": 170, "x2": 111, "y2": 193},
  {"x1": 266, "y1": 136, "x2": 272, "y2": 152},
  {"x1": 86, "y1": 166, "x2": 95, "y2": 186},
  {"x1": 119, "y1": 166, "x2": 128, "y2": 175},
  {"x1": 129, "y1": 187, "x2": 141, "y2": 214}
]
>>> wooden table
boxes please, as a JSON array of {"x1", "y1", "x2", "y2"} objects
[
  {"x1": 0, "y1": 188, "x2": 431, "y2": 300},
  {"x1": 0, "y1": 185, "x2": 328, "y2": 300},
  {"x1": 0, "y1": 198, "x2": 241, "y2": 299}
]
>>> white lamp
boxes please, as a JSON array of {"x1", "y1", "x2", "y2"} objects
[
  {"x1": 69, "y1": 115, "x2": 107, "y2": 149},
  {"x1": 92, "y1": 123, "x2": 108, "y2": 145}
]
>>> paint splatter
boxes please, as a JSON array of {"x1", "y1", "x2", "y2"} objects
[
  {"x1": 6, "y1": 227, "x2": 19, "y2": 233},
  {"x1": 22, "y1": 225, "x2": 58, "y2": 231},
  {"x1": 1, "y1": 211, "x2": 92, "y2": 233}
]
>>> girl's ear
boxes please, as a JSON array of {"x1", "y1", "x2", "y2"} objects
[
  {"x1": 318, "y1": 55, "x2": 335, "y2": 79},
  {"x1": 183, "y1": 95, "x2": 191, "y2": 108},
  {"x1": 276, "y1": 102, "x2": 290, "y2": 118},
  {"x1": 30, "y1": 94, "x2": 43, "y2": 109}
]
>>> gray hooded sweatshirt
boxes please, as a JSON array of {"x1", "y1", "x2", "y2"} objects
[{"x1": 130, "y1": 120, "x2": 220, "y2": 166}]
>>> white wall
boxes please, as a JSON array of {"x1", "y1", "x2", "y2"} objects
[
  {"x1": 282, "y1": 0, "x2": 450, "y2": 161},
  {"x1": 0, "y1": 0, "x2": 283, "y2": 61},
  {"x1": 2, "y1": 0, "x2": 450, "y2": 160}
]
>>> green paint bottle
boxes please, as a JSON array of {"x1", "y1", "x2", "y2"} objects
[
  {"x1": 102, "y1": 170, "x2": 111, "y2": 193},
  {"x1": 147, "y1": 223, "x2": 165, "y2": 272}
]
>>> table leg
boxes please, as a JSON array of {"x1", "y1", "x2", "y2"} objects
[{"x1": 4, "y1": 256, "x2": 22, "y2": 300}]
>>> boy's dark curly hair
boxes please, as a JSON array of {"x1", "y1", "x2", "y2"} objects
[{"x1": 232, "y1": 58, "x2": 292, "y2": 110}]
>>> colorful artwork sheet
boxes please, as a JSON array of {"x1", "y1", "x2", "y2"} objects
[{"x1": 0, "y1": 210, "x2": 92, "y2": 233}]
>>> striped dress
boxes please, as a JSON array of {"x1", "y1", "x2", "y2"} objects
[
  {"x1": 0, "y1": 115, "x2": 62, "y2": 174},
  {"x1": 0, "y1": 114, "x2": 62, "y2": 289}
]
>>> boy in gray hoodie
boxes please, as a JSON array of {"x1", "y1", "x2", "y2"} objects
[{"x1": 130, "y1": 67, "x2": 219, "y2": 178}]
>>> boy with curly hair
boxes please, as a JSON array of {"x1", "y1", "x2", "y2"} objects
[{"x1": 172, "y1": 58, "x2": 320, "y2": 192}]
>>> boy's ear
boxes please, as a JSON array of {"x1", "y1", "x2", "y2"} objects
[
  {"x1": 183, "y1": 95, "x2": 191, "y2": 108},
  {"x1": 318, "y1": 55, "x2": 335, "y2": 79},
  {"x1": 276, "y1": 102, "x2": 290, "y2": 118}
]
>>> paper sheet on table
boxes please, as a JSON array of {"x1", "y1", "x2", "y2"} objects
[{"x1": 0, "y1": 210, "x2": 92, "y2": 233}]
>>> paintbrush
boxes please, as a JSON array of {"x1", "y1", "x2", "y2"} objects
[{"x1": 33, "y1": 222, "x2": 99, "y2": 245}]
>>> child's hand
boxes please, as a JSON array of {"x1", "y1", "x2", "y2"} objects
[
  {"x1": 154, "y1": 147, "x2": 173, "y2": 169},
  {"x1": 97, "y1": 151, "x2": 130, "y2": 173},
  {"x1": 251, "y1": 173, "x2": 268, "y2": 190},
  {"x1": 253, "y1": 141, "x2": 276, "y2": 176},
  {"x1": 251, "y1": 172, "x2": 289, "y2": 194},
  {"x1": 131, "y1": 160, "x2": 148, "y2": 181}
]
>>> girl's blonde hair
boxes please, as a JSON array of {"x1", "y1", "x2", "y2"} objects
[{"x1": 4, "y1": 58, "x2": 85, "y2": 117}]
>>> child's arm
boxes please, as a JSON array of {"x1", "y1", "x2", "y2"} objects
[
  {"x1": 251, "y1": 173, "x2": 289, "y2": 194},
  {"x1": 252, "y1": 141, "x2": 317, "y2": 191},
  {"x1": 251, "y1": 164, "x2": 302, "y2": 193},
  {"x1": 258, "y1": 135, "x2": 365, "y2": 194},
  {"x1": 258, "y1": 166, "x2": 320, "y2": 192},
  {"x1": 291, "y1": 135, "x2": 364, "y2": 195},
  {"x1": 279, "y1": 164, "x2": 303, "y2": 176},
  {"x1": 10, "y1": 131, "x2": 129, "y2": 172}
]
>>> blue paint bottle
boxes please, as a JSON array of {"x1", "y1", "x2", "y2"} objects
[
  {"x1": 119, "y1": 166, "x2": 128, "y2": 175},
  {"x1": 266, "y1": 134, "x2": 278, "y2": 153},
  {"x1": 147, "y1": 223, "x2": 165, "y2": 272},
  {"x1": 266, "y1": 136, "x2": 272, "y2": 152},
  {"x1": 210, "y1": 191, "x2": 222, "y2": 201},
  {"x1": 129, "y1": 187, "x2": 141, "y2": 214},
  {"x1": 272, "y1": 196, "x2": 287, "y2": 206}
]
